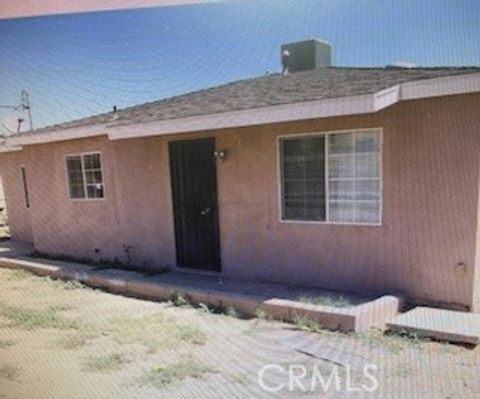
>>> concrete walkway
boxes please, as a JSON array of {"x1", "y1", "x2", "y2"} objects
[
  {"x1": 0, "y1": 239, "x2": 32, "y2": 258},
  {"x1": 0, "y1": 240, "x2": 401, "y2": 333},
  {"x1": 387, "y1": 307, "x2": 480, "y2": 345}
]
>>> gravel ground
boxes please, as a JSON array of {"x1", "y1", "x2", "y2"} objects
[{"x1": 0, "y1": 268, "x2": 478, "y2": 398}]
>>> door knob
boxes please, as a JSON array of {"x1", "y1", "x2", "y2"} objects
[{"x1": 200, "y1": 207, "x2": 211, "y2": 216}]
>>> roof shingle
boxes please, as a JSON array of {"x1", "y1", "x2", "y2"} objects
[{"x1": 23, "y1": 66, "x2": 480, "y2": 135}]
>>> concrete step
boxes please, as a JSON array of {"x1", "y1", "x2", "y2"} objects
[{"x1": 387, "y1": 306, "x2": 480, "y2": 346}]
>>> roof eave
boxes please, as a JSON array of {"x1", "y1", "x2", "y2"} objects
[
  {"x1": 108, "y1": 92, "x2": 377, "y2": 140},
  {"x1": 3, "y1": 71, "x2": 480, "y2": 150},
  {"x1": 6, "y1": 124, "x2": 111, "y2": 149}
]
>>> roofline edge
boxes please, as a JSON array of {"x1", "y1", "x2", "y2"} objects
[{"x1": 2, "y1": 72, "x2": 480, "y2": 147}]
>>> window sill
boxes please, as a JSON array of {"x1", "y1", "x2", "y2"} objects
[
  {"x1": 68, "y1": 198, "x2": 106, "y2": 202},
  {"x1": 279, "y1": 219, "x2": 382, "y2": 227}
]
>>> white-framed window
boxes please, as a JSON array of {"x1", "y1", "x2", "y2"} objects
[
  {"x1": 279, "y1": 129, "x2": 382, "y2": 225},
  {"x1": 65, "y1": 152, "x2": 104, "y2": 200}
]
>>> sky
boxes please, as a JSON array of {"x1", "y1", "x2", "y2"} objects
[{"x1": 0, "y1": 0, "x2": 479, "y2": 133}]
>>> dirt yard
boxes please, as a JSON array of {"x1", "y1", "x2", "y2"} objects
[{"x1": 0, "y1": 268, "x2": 478, "y2": 398}]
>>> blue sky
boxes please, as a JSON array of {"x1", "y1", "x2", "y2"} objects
[{"x1": 0, "y1": 0, "x2": 479, "y2": 133}]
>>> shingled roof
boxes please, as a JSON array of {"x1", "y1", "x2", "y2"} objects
[{"x1": 22, "y1": 66, "x2": 480, "y2": 135}]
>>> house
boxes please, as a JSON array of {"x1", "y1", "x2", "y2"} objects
[{"x1": 1, "y1": 39, "x2": 479, "y2": 311}]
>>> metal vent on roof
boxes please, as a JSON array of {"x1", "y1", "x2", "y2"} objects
[{"x1": 281, "y1": 39, "x2": 332, "y2": 73}]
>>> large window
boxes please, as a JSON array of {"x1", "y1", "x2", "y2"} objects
[
  {"x1": 280, "y1": 130, "x2": 381, "y2": 225},
  {"x1": 66, "y1": 153, "x2": 104, "y2": 200}
]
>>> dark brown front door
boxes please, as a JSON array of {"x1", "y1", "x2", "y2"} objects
[{"x1": 169, "y1": 138, "x2": 221, "y2": 271}]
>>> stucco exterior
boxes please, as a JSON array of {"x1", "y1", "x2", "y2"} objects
[
  {"x1": 473, "y1": 157, "x2": 480, "y2": 312},
  {"x1": 1, "y1": 93, "x2": 480, "y2": 310}
]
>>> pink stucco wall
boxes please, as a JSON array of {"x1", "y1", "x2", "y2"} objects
[
  {"x1": 0, "y1": 150, "x2": 33, "y2": 243},
  {"x1": 1, "y1": 93, "x2": 479, "y2": 310},
  {"x1": 473, "y1": 158, "x2": 480, "y2": 312}
]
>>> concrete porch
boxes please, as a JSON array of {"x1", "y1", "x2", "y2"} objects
[{"x1": 0, "y1": 240, "x2": 401, "y2": 333}]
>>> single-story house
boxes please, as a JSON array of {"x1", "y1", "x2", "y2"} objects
[{"x1": 1, "y1": 39, "x2": 480, "y2": 311}]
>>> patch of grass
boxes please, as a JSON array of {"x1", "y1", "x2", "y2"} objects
[
  {"x1": 45, "y1": 277, "x2": 90, "y2": 291},
  {"x1": 231, "y1": 372, "x2": 250, "y2": 385},
  {"x1": 61, "y1": 280, "x2": 90, "y2": 291},
  {"x1": 176, "y1": 324, "x2": 207, "y2": 345},
  {"x1": 84, "y1": 353, "x2": 129, "y2": 373},
  {"x1": 298, "y1": 294, "x2": 355, "y2": 308},
  {"x1": 391, "y1": 362, "x2": 415, "y2": 378},
  {"x1": 196, "y1": 303, "x2": 242, "y2": 318},
  {"x1": 0, "y1": 302, "x2": 79, "y2": 331},
  {"x1": 0, "y1": 339, "x2": 14, "y2": 349},
  {"x1": 56, "y1": 332, "x2": 91, "y2": 350},
  {"x1": 358, "y1": 328, "x2": 431, "y2": 354},
  {"x1": 387, "y1": 329, "x2": 431, "y2": 346},
  {"x1": 224, "y1": 306, "x2": 240, "y2": 318},
  {"x1": 107, "y1": 312, "x2": 206, "y2": 352},
  {"x1": 358, "y1": 330, "x2": 404, "y2": 354},
  {"x1": 199, "y1": 302, "x2": 242, "y2": 318},
  {"x1": 0, "y1": 364, "x2": 20, "y2": 381},
  {"x1": 254, "y1": 308, "x2": 268, "y2": 320},
  {"x1": 293, "y1": 315, "x2": 324, "y2": 334},
  {"x1": 169, "y1": 293, "x2": 190, "y2": 307},
  {"x1": 140, "y1": 359, "x2": 216, "y2": 388},
  {"x1": 6, "y1": 269, "x2": 32, "y2": 281},
  {"x1": 197, "y1": 303, "x2": 212, "y2": 314}
]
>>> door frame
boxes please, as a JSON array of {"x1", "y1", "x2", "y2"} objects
[{"x1": 168, "y1": 137, "x2": 221, "y2": 273}]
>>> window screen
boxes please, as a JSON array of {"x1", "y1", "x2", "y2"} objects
[{"x1": 327, "y1": 132, "x2": 380, "y2": 224}]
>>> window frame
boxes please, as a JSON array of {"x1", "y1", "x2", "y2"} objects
[
  {"x1": 277, "y1": 128, "x2": 383, "y2": 226},
  {"x1": 65, "y1": 151, "x2": 105, "y2": 201}
]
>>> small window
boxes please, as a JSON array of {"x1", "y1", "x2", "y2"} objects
[
  {"x1": 280, "y1": 130, "x2": 381, "y2": 225},
  {"x1": 20, "y1": 166, "x2": 30, "y2": 208},
  {"x1": 66, "y1": 153, "x2": 104, "y2": 200}
]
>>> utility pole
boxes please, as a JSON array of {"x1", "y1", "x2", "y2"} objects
[{"x1": 21, "y1": 90, "x2": 33, "y2": 131}]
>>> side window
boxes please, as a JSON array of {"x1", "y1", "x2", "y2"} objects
[
  {"x1": 20, "y1": 166, "x2": 30, "y2": 208},
  {"x1": 66, "y1": 153, "x2": 104, "y2": 200}
]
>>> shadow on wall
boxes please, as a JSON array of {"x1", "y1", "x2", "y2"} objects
[{"x1": 30, "y1": 247, "x2": 171, "y2": 276}]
